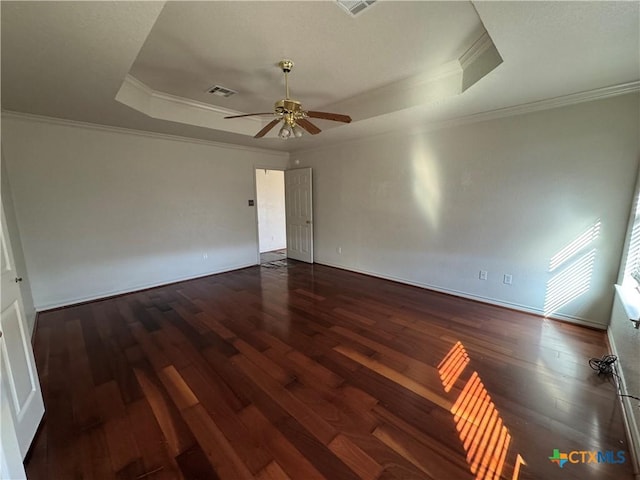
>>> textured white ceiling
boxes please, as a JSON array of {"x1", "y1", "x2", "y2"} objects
[
  {"x1": 129, "y1": 1, "x2": 484, "y2": 113},
  {"x1": 2, "y1": 1, "x2": 639, "y2": 152}
]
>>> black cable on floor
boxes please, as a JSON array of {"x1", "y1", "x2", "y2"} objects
[
  {"x1": 589, "y1": 354, "x2": 618, "y2": 375},
  {"x1": 589, "y1": 354, "x2": 640, "y2": 402}
]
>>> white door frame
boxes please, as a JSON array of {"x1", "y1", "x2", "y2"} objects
[
  {"x1": 253, "y1": 166, "x2": 314, "y2": 264},
  {"x1": 253, "y1": 166, "x2": 287, "y2": 263}
]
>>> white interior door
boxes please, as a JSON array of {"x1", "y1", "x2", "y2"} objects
[
  {"x1": 0, "y1": 202, "x2": 44, "y2": 469},
  {"x1": 285, "y1": 168, "x2": 313, "y2": 263},
  {"x1": 1, "y1": 360, "x2": 26, "y2": 480}
]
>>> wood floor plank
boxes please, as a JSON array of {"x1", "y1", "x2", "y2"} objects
[
  {"x1": 255, "y1": 460, "x2": 292, "y2": 480},
  {"x1": 77, "y1": 425, "x2": 115, "y2": 480},
  {"x1": 231, "y1": 353, "x2": 338, "y2": 445},
  {"x1": 333, "y1": 345, "x2": 453, "y2": 411},
  {"x1": 132, "y1": 365, "x2": 196, "y2": 457},
  {"x1": 79, "y1": 304, "x2": 115, "y2": 386},
  {"x1": 285, "y1": 348, "x2": 345, "y2": 388},
  {"x1": 129, "y1": 321, "x2": 171, "y2": 371},
  {"x1": 197, "y1": 311, "x2": 238, "y2": 341},
  {"x1": 340, "y1": 430, "x2": 443, "y2": 480},
  {"x1": 66, "y1": 319, "x2": 103, "y2": 433},
  {"x1": 104, "y1": 334, "x2": 145, "y2": 405},
  {"x1": 94, "y1": 381, "x2": 142, "y2": 474},
  {"x1": 238, "y1": 404, "x2": 326, "y2": 480},
  {"x1": 158, "y1": 365, "x2": 199, "y2": 411},
  {"x1": 253, "y1": 328, "x2": 294, "y2": 354},
  {"x1": 274, "y1": 414, "x2": 362, "y2": 480},
  {"x1": 126, "y1": 397, "x2": 183, "y2": 480},
  {"x1": 287, "y1": 381, "x2": 378, "y2": 437},
  {"x1": 163, "y1": 307, "x2": 218, "y2": 350},
  {"x1": 330, "y1": 323, "x2": 444, "y2": 385},
  {"x1": 114, "y1": 459, "x2": 145, "y2": 480},
  {"x1": 373, "y1": 422, "x2": 471, "y2": 479},
  {"x1": 26, "y1": 263, "x2": 635, "y2": 480},
  {"x1": 200, "y1": 346, "x2": 255, "y2": 409},
  {"x1": 44, "y1": 327, "x2": 80, "y2": 479},
  {"x1": 328, "y1": 433, "x2": 384, "y2": 480},
  {"x1": 181, "y1": 403, "x2": 255, "y2": 480},
  {"x1": 233, "y1": 338, "x2": 296, "y2": 385},
  {"x1": 175, "y1": 444, "x2": 221, "y2": 480},
  {"x1": 178, "y1": 362, "x2": 274, "y2": 474},
  {"x1": 372, "y1": 403, "x2": 465, "y2": 461},
  {"x1": 150, "y1": 322, "x2": 197, "y2": 370}
]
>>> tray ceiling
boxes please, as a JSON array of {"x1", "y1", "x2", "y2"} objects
[{"x1": 2, "y1": 1, "x2": 638, "y2": 152}]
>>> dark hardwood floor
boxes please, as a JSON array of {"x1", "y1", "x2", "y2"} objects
[{"x1": 27, "y1": 262, "x2": 634, "y2": 479}]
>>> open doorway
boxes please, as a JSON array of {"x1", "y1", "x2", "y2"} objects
[{"x1": 255, "y1": 169, "x2": 286, "y2": 265}]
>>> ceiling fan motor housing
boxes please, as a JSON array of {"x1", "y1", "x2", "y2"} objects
[
  {"x1": 224, "y1": 59, "x2": 351, "y2": 138},
  {"x1": 279, "y1": 59, "x2": 294, "y2": 73},
  {"x1": 275, "y1": 99, "x2": 303, "y2": 116}
]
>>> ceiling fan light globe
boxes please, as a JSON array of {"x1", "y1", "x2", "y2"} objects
[
  {"x1": 292, "y1": 125, "x2": 303, "y2": 138},
  {"x1": 278, "y1": 124, "x2": 291, "y2": 139}
]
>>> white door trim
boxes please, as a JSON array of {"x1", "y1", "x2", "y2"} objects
[{"x1": 254, "y1": 166, "x2": 287, "y2": 263}]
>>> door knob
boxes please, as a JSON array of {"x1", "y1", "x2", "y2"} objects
[
  {"x1": 306, "y1": 220, "x2": 311, "y2": 224},
  {"x1": 15, "y1": 277, "x2": 22, "y2": 283}
]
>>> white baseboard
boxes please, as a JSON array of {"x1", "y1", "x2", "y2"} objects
[
  {"x1": 35, "y1": 262, "x2": 257, "y2": 311},
  {"x1": 607, "y1": 328, "x2": 640, "y2": 479},
  {"x1": 315, "y1": 260, "x2": 607, "y2": 330}
]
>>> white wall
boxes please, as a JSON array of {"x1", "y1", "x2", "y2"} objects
[
  {"x1": 291, "y1": 93, "x2": 640, "y2": 327},
  {"x1": 255, "y1": 169, "x2": 286, "y2": 253},
  {"x1": 1, "y1": 115, "x2": 288, "y2": 309}
]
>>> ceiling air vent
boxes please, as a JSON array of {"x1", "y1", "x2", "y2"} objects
[
  {"x1": 336, "y1": 0, "x2": 377, "y2": 17},
  {"x1": 207, "y1": 85, "x2": 237, "y2": 97}
]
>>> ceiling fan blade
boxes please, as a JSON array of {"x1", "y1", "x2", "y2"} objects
[
  {"x1": 297, "y1": 118, "x2": 321, "y2": 135},
  {"x1": 306, "y1": 111, "x2": 352, "y2": 123},
  {"x1": 254, "y1": 119, "x2": 281, "y2": 138},
  {"x1": 224, "y1": 112, "x2": 273, "y2": 119}
]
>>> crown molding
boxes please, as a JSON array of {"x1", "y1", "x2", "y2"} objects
[
  {"x1": 4, "y1": 80, "x2": 637, "y2": 157},
  {"x1": 459, "y1": 31, "x2": 494, "y2": 69},
  {"x1": 1, "y1": 110, "x2": 288, "y2": 158},
  {"x1": 441, "y1": 80, "x2": 640, "y2": 131},
  {"x1": 115, "y1": 75, "x2": 264, "y2": 136},
  {"x1": 117, "y1": 76, "x2": 639, "y2": 139},
  {"x1": 122, "y1": 75, "x2": 259, "y2": 121},
  {"x1": 290, "y1": 80, "x2": 640, "y2": 154},
  {"x1": 121, "y1": 73, "x2": 153, "y2": 96}
]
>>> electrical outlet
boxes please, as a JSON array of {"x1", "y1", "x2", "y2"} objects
[
  {"x1": 503, "y1": 274, "x2": 513, "y2": 285},
  {"x1": 479, "y1": 270, "x2": 488, "y2": 280},
  {"x1": 337, "y1": 247, "x2": 342, "y2": 254}
]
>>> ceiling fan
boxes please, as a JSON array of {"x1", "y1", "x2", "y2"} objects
[{"x1": 224, "y1": 60, "x2": 352, "y2": 139}]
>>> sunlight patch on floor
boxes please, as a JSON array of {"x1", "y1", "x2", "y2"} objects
[{"x1": 438, "y1": 341, "x2": 526, "y2": 480}]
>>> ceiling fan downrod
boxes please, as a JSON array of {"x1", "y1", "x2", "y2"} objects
[{"x1": 279, "y1": 59, "x2": 293, "y2": 99}]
